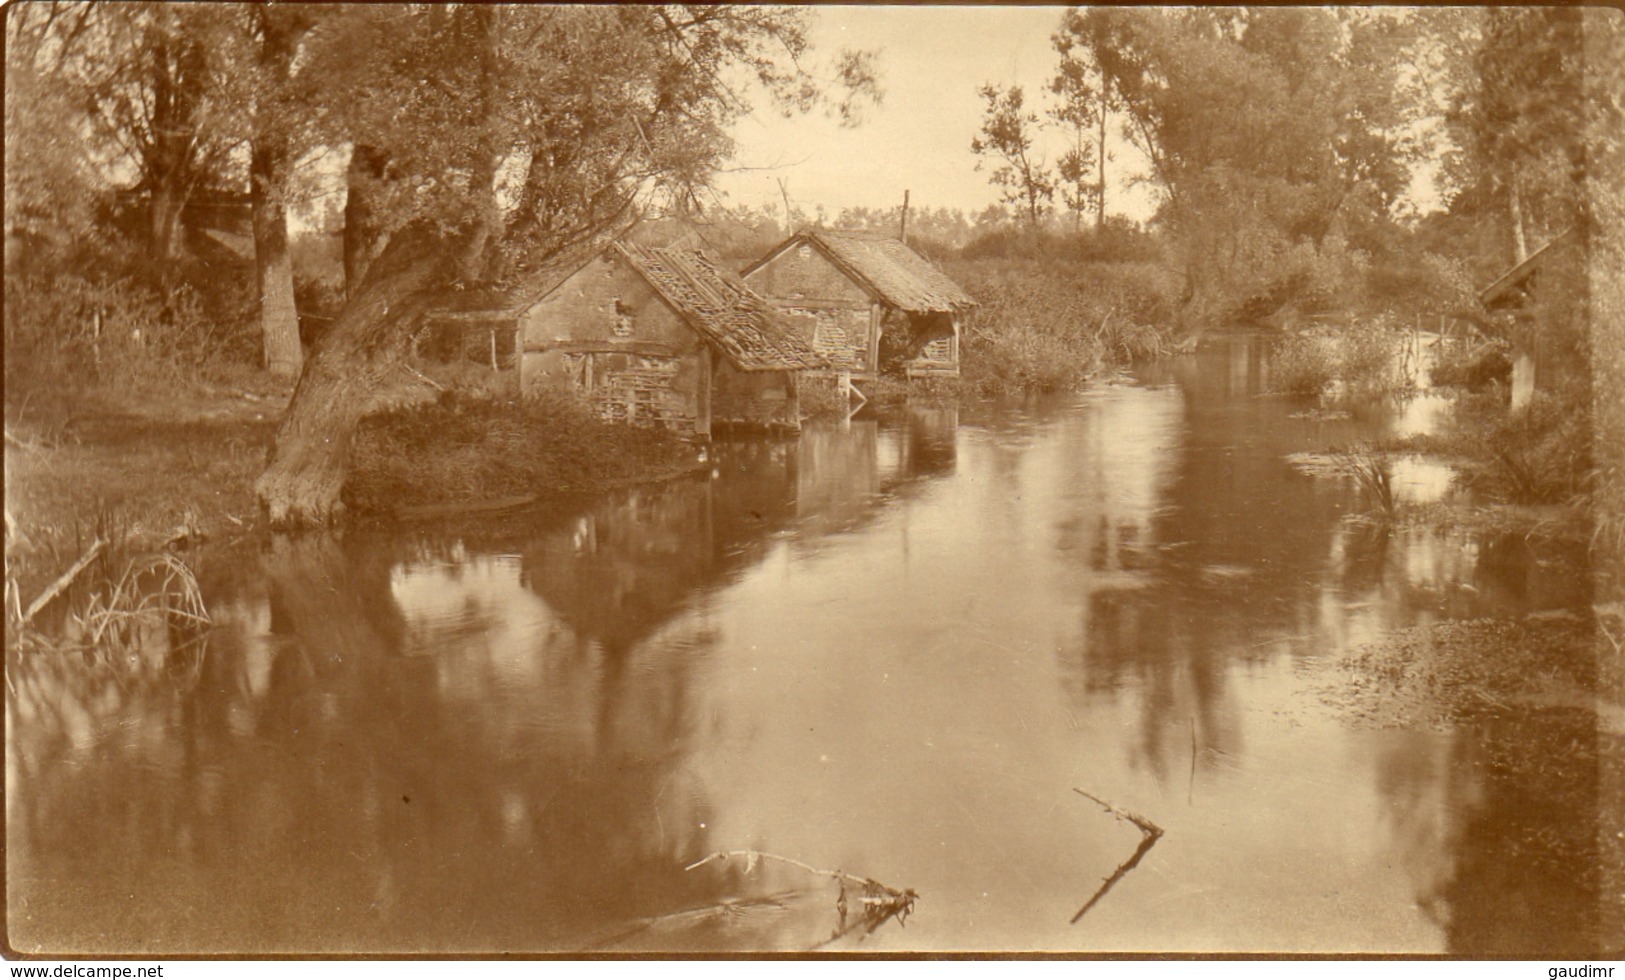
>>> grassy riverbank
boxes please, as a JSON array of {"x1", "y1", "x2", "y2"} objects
[
  {"x1": 4, "y1": 378, "x2": 284, "y2": 601},
  {"x1": 3, "y1": 374, "x2": 700, "y2": 633}
]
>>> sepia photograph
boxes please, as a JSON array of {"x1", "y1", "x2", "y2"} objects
[{"x1": 4, "y1": 2, "x2": 1623, "y2": 960}]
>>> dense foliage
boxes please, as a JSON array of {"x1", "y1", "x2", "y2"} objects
[{"x1": 5, "y1": 4, "x2": 1617, "y2": 523}]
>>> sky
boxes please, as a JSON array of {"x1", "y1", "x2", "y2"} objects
[{"x1": 710, "y1": 6, "x2": 1161, "y2": 224}]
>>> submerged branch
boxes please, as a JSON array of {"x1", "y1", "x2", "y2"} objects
[
  {"x1": 1070, "y1": 825, "x2": 1162, "y2": 924},
  {"x1": 1074, "y1": 788, "x2": 1165, "y2": 840},
  {"x1": 685, "y1": 849, "x2": 877, "y2": 889},
  {"x1": 20, "y1": 538, "x2": 105, "y2": 626},
  {"x1": 578, "y1": 890, "x2": 802, "y2": 952},
  {"x1": 685, "y1": 849, "x2": 919, "y2": 948},
  {"x1": 1071, "y1": 788, "x2": 1165, "y2": 925}
]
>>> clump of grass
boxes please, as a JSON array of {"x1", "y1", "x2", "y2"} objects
[
  {"x1": 960, "y1": 322, "x2": 1101, "y2": 395},
  {"x1": 1341, "y1": 320, "x2": 1403, "y2": 391},
  {"x1": 7, "y1": 504, "x2": 210, "y2": 656},
  {"x1": 345, "y1": 389, "x2": 696, "y2": 512},
  {"x1": 71, "y1": 551, "x2": 210, "y2": 651},
  {"x1": 798, "y1": 375, "x2": 854, "y2": 419},
  {"x1": 1413, "y1": 389, "x2": 1594, "y2": 506},
  {"x1": 947, "y1": 257, "x2": 1177, "y2": 396},
  {"x1": 1268, "y1": 320, "x2": 1405, "y2": 396},
  {"x1": 1339, "y1": 447, "x2": 1398, "y2": 523},
  {"x1": 1290, "y1": 445, "x2": 1403, "y2": 523},
  {"x1": 1270, "y1": 333, "x2": 1340, "y2": 395},
  {"x1": 1484, "y1": 393, "x2": 1593, "y2": 505}
]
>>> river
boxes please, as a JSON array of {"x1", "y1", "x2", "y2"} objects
[{"x1": 6, "y1": 336, "x2": 1608, "y2": 955}]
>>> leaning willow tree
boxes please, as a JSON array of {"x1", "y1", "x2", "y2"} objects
[{"x1": 254, "y1": 5, "x2": 875, "y2": 526}]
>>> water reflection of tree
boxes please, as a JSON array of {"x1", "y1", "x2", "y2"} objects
[
  {"x1": 9, "y1": 532, "x2": 722, "y2": 953},
  {"x1": 1060, "y1": 339, "x2": 1403, "y2": 779},
  {"x1": 1375, "y1": 711, "x2": 1607, "y2": 956},
  {"x1": 11, "y1": 413, "x2": 963, "y2": 953}
]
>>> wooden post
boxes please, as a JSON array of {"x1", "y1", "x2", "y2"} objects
[
  {"x1": 900, "y1": 189, "x2": 910, "y2": 244},
  {"x1": 490, "y1": 327, "x2": 498, "y2": 372},
  {"x1": 786, "y1": 371, "x2": 801, "y2": 431}
]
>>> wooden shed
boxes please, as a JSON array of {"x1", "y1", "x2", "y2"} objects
[
  {"x1": 741, "y1": 229, "x2": 976, "y2": 382},
  {"x1": 519, "y1": 242, "x2": 824, "y2": 437},
  {"x1": 1479, "y1": 226, "x2": 1584, "y2": 410}
]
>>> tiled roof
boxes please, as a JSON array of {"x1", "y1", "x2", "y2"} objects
[
  {"x1": 752, "y1": 229, "x2": 977, "y2": 314},
  {"x1": 615, "y1": 242, "x2": 826, "y2": 372}
]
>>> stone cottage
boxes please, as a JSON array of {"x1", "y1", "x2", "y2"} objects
[
  {"x1": 519, "y1": 242, "x2": 824, "y2": 437},
  {"x1": 741, "y1": 229, "x2": 976, "y2": 382}
]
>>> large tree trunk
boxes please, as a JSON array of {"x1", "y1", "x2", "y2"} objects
[
  {"x1": 1510, "y1": 178, "x2": 1529, "y2": 264},
  {"x1": 255, "y1": 225, "x2": 451, "y2": 527},
  {"x1": 1097, "y1": 74, "x2": 1108, "y2": 232},
  {"x1": 250, "y1": 6, "x2": 311, "y2": 382},
  {"x1": 251, "y1": 137, "x2": 303, "y2": 381},
  {"x1": 149, "y1": 183, "x2": 187, "y2": 265},
  {"x1": 344, "y1": 144, "x2": 391, "y2": 298}
]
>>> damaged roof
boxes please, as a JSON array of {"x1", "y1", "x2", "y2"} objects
[
  {"x1": 614, "y1": 242, "x2": 826, "y2": 372},
  {"x1": 1479, "y1": 226, "x2": 1578, "y2": 308},
  {"x1": 747, "y1": 229, "x2": 977, "y2": 314}
]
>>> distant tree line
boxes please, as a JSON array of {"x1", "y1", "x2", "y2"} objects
[
  {"x1": 966, "y1": 7, "x2": 1598, "y2": 334},
  {"x1": 4, "y1": 4, "x2": 1615, "y2": 527}
]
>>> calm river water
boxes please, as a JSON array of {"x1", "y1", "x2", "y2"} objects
[{"x1": 7, "y1": 336, "x2": 1607, "y2": 954}]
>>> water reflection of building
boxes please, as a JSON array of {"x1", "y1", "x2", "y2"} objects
[
  {"x1": 522, "y1": 479, "x2": 720, "y2": 656},
  {"x1": 520, "y1": 406, "x2": 959, "y2": 654}
]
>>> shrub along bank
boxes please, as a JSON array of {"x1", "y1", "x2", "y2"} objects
[
  {"x1": 344, "y1": 389, "x2": 700, "y2": 515},
  {"x1": 942, "y1": 257, "x2": 1179, "y2": 396}
]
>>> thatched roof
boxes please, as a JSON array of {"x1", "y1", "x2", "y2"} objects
[
  {"x1": 745, "y1": 229, "x2": 976, "y2": 314},
  {"x1": 614, "y1": 242, "x2": 825, "y2": 372}
]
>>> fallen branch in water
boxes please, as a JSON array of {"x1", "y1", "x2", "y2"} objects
[
  {"x1": 1075, "y1": 789, "x2": 1165, "y2": 839},
  {"x1": 686, "y1": 849, "x2": 919, "y2": 947},
  {"x1": 20, "y1": 538, "x2": 105, "y2": 626},
  {"x1": 686, "y1": 849, "x2": 869, "y2": 886},
  {"x1": 577, "y1": 889, "x2": 802, "y2": 952},
  {"x1": 1071, "y1": 788, "x2": 1165, "y2": 924}
]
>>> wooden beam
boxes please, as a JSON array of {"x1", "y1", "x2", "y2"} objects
[{"x1": 523, "y1": 340, "x2": 682, "y2": 358}]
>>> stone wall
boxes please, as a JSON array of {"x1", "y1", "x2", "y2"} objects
[
  {"x1": 520, "y1": 255, "x2": 707, "y2": 435},
  {"x1": 713, "y1": 357, "x2": 798, "y2": 429},
  {"x1": 745, "y1": 245, "x2": 877, "y2": 375},
  {"x1": 745, "y1": 242, "x2": 870, "y2": 304}
]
